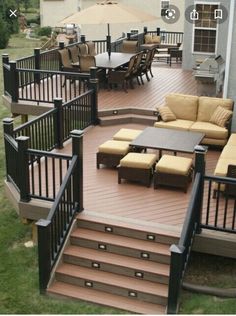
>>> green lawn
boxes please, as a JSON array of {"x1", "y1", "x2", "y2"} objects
[{"x1": 0, "y1": 33, "x2": 235, "y2": 315}]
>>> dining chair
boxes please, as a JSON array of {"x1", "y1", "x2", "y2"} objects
[
  {"x1": 140, "y1": 47, "x2": 156, "y2": 81},
  {"x1": 68, "y1": 45, "x2": 80, "y2": 64},
  {"x1": 107, "y1": 54, "x2": 137, "y2": 92},
  {"x1": 132, "y1": 51, "x2": 145, "y2": 85},
  {"x1": 79, "y1": 55, "x2": 106, "y2": 87},
  {"x1": 121, "y1": 40, "x2": 138, "y2": 53},
  {"x1": 87, "y1": 41, "x2": 97, "y2": 56},
  {"x1": 58, "y1": 48, "x2": 79, "y2": 86},
  {"x1": 77, "y1": 43, "x2": 89, "y2": 56}
]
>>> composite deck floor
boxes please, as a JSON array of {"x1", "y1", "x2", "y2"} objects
[
  {"x1": 30, "y1": 63, "x2": 234, "y2": 231},
  {"x1": 56, "y1": 122, "x2": 224, "y2": 230}
]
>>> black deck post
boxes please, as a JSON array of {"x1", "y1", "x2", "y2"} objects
[
  {"x1": 156, "y1": 27, "x2": 161, "y2": 35},
  {"x1": 81, "y1": 35, "x2": 86, "y2": 43},
  {"x1": 34, "y1": 48, "x2": 41, "y2": 84},
  {"x1": 127, "y1": 32, "x2": 131, "y2": 40},
  {"x1": 3, "y1": 118, "x2": 14, "y2": 181},
  {"x1": 59, "y1": 41, "x2": 65, "y2": 49},
  {"x1": 35, "y1": 218, "x2": 51, "y2": 293},
  {"x1": 89, "y1": 67, "x2": 99, "y2": 125},
  {"x1": 167, "y1": 244, "x2": 184, "y2": 314},
  {"x1": 71, "y1": 129, "x2": 84, "y2": 212},
  {"x1": 2, "y1": 53, "x2": 9, "y2": 65},
  {"x1": 143, "y1": 26, "x2": 148, "y2": 34},
  {"x1": 16, "y1": 136, "x2": 30, "y2": 202},
  {"x1": 9, "y1": 61, "x2": 19, "y2": 102},
  {"x1": 194, "y1": 145, "x2": 207, "y2": 233},
  {"x1": 53, "y1": 98, "x2": 64, "y2": 149}
]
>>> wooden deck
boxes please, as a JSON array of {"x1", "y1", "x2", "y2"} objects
[
  {"x1": 58, "y1": 122, "x2": 221, "y2": 230},
  {"x1": 97, "y1": 62, "x2": 198, "y2": 111}
]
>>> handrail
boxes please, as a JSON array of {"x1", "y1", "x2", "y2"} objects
[
  {"x1": 36, "y1": 154, "x2": 79, "y2": 292},
  {"x1": 167, "y1": 172, "x2": 202, "y2": 314}
]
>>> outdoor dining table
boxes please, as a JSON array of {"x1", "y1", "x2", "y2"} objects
[{"x1": 95, "y1": 52, "x2": 136, "y2": 69}]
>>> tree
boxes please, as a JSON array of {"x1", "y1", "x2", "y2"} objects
[{"x1": 0, "y1": 16, "x2": 10, "y2": 49}]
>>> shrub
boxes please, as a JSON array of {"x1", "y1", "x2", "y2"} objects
[
  {"x1": 36, "y1": 26, "x2": 52, "y2": 37},
  {"x1": 27, "y1": 15, "x2": 40, "y2": 25},
  {"x1": 0, "y1": 16, "x2": 10, "y2": 48}
]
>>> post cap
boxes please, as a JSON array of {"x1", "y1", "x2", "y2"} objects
[
  {"x1": 194, "y1": 145, "x2": 208, "y2": 153},
  {"x1": 3, "y1": 118, "x2": 14, "y2": 124},
  {"x1": 16, "y1": 136, "x2": 30, "y2": 142},
  {"x1": 70, "y1": 129, "x2": 84, "y2": 137}
]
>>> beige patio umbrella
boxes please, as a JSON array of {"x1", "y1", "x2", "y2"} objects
[{"x1": 60, "y1": 0, "x2": 157, "y2": 57}]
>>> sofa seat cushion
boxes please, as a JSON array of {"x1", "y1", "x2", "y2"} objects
[
  {"x1": 98, "y1": 140, "x2": 130, "y2": 154},
  {"x1": 189, "y1": 122, "x2": 228, "y2": 140},
  {"x1": 165, "y1": 94, "x2": 199, "y2": 121},
  {"x1": 154, "y1": 119, "x2": 194, "y2": 131},
  {"x1": 155, "y1": 155, "x2": 193, "y2": 175},
  {"x1": 227, "y1": 133, "x2": 236, "y2": 146},
  {"x1": 120, "y1": 153, "x2": 157, "y2": 169},
  {"x1": 113, "y1": 128, "x2": 142, "y2": 142},
  {"x1": 197, "y1": 96, "x2": 233, "y2": 122},
  {"x1": 219, "y1": 145, "x2": 236, "y2": 159},
  {"x1": 201, "y1": 138, "x2": 227, "y2": 146},
  {"x1": 214, "y1": 158, "x2": 236, "y2": 177}
]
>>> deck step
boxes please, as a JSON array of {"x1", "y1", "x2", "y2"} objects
[
  {"x1": 55, "y1": 263, "x2": 168, "y2": 305},
  {"x1": 64, "y1": 245, "x2": 170, "y2": 284},
  {"x1": 76, "y1": 211, "x2": 180, "y2": 244},
  {"x1": 71, "y1": 228, "x2": 171, "y2": 264},
  {"x1": 99, "y1": 113, "x2": 157, "y2": 126},
  {"x1": 48, "y1": 281, "x2": 166, "y2": 314}
]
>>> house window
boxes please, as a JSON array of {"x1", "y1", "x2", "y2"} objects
[
  {"x1": 193, "y1": 3, "x2": 218, "y2": 53},
  {"x1": 161, "y1": 0, "x2": 170, "y2": 16}
]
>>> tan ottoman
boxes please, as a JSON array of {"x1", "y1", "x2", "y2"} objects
[
  {"x1": 113, "y1": 128, "x2": 142, "y2": 142},
  {"x1": 118, "y1": 152, "x2": 157, "y2": 187},
  {"x1": 154, "y1": 155, "x2": 193, "y2": 192},
  {"x1": 97, "y1": 140, "x2": 130, "y2": 169}
]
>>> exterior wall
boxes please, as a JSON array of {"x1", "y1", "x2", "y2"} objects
[
  {"x1": 40, "y1": 0, "x2": 185, "y2": 41},
  {"x1": 227, "y1": 8, "x2": 236, "y2": 131},
  {"x1": 182, "y1": 0, "x2": 231, "y2": 70}
]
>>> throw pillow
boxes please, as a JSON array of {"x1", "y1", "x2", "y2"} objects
[
  {"x1": 152, "y1": 35, "x2": 161, "y2": 44},
  {"x1": 158, "y1": 106, "x2": 176, "y2": 122},
  {"x1": 209, "y1": 106, "x2": 233, "y2": 127},
  {"x1": 144, "y1": 34, "x2": 153, "y2": 44}
]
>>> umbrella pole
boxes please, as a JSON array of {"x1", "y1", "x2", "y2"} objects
[{"x1": 107, "y1": 23, "x2": 111, "y2": 59}]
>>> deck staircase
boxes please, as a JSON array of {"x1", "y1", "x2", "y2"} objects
[{"x1": 47, "y1": 212, "x2": 180, "y2": 314}]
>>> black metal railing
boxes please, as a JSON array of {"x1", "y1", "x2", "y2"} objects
[
  {"x1": 13, "y1": 109, "x2": 57, "y2": 151},
  {"x1": 40, "y1": 48, "x2": 60, "y2": 71},
  {"x1": 147, "y1": 30, "x2": 184, "y2": 45},
  {"x1": 167, "y1": 172, "x2": 202, "y2": 314},
  {"x1": 17, "y1": 68, "x2": 89, "y2": 103},
  {"x1": 16, "y1": 54, "x2": 35, "y2": 69},
  {"x1": 201, "y1": 174, "x2": 236, "y2": 233},
  {"x1": 27, "y1": 149, "x2": 72, "y2": 201},
  {"x1": 62, "y1": 90, "x2": 94, "y2": 141},
  {"x1": 36, "y1": 130, "x2": 83, "y2": 293}
]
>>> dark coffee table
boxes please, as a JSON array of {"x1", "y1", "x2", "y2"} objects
[{"x1": 131, "y1": 127, "x2": 204, "y2": 158}]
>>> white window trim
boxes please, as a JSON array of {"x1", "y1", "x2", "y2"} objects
[{"x1": 191, "y1": 1, "x2": 220, "y2": 55}]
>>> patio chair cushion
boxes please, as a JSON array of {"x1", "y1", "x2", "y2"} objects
[
  {"x1": 112, "y1": 128, "x2": 142, "y2": 142},
  {"x1": 155, "y1": 155, "x2": 193, "y2": 176},
  {"x1": 98, "y1": 140, "x2": 130, "y2": 155},
  {"x1": 154, "y1": 119, "x2": 194, "y2": 131},
  {"x1": 144, "y1": 34, "x2": 153, "y2": 44},
  {"x1": 209, "y1": 106, "x2": 233, "y2": 127},
  {"x1": 197, "y1": 97, "x2": 233, "y2": 122},
  {"x1": 189, "y1": 122, "x2": 228, "y2": 140},
  {"x1": 165, "y1": 94, "x2": 199, "y2": 121},
  {"x1": 227, "y1": 133, "x2": 236, "y2": 146},
  {"x1": 152, "y1": 35, "x2": 161, "y2": 43},
  {"x1": 158, "y1": 106, "x2": 176, "y2": 122},
  {"x1": 120, "y1": 153, "x2": 156, "y2": 169}
]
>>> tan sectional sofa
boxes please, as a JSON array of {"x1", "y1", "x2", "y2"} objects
[
  {"x1": 154, "y1": 94, "x2": 234, "y2": 146},
  {"x1": 214, "y1": 133, "x2": 236, "y2": 180}
]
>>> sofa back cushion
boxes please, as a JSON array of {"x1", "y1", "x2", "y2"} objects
[
  {"x1": 165, "y1": 94, "x2": 199, "y2": 121},
  {"x1": 197, "y1": 97, "x2": 234, "y2": 122}
]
